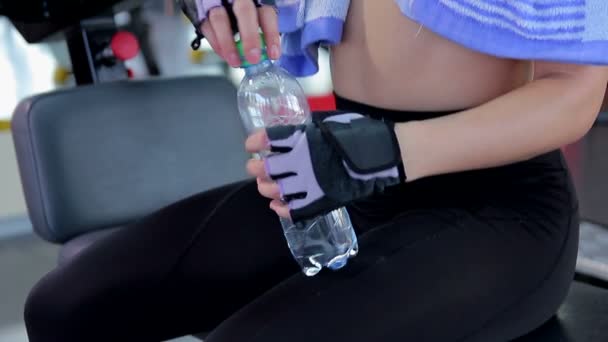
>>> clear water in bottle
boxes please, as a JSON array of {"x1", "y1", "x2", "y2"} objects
[{"x1": 237, "y1": 56, "x2": 358, "y2": 276}]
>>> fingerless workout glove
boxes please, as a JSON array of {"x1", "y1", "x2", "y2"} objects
[
  {"x1": 178, "y1": 0, "x2": 275, "y2": 49},
  {"x1": 265, "y1": 112, "x2": 406, "y2": 222}
]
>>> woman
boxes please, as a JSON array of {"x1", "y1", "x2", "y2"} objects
[{"x1": 24, "y1": 0, "x2": 608, "y2": 341}]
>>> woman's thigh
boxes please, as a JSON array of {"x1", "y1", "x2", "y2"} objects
[
  {"x1": 206, "y1": 204, "x2": 579, "y2": 342},
  {"x1": 24, "y1": 180, "x2": 300, "y2": 341}
]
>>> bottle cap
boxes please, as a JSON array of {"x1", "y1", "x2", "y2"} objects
[{"x1": 235, "y1": 33, "x2": 269, "y2": 68}]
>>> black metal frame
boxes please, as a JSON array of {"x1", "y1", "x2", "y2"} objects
[
  {"x1": 5, "y1": 1, "x2": 151, "y2": 86},
  {"x1": 65, "y1": 14, "x2": 128, "y2": 85}
]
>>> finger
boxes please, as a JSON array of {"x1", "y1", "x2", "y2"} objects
[
  {"x1": 233, "y1": 0, "x2": 262, "y2": 64},
  {"x1": 245, "y1": 129, "x2": 269, "y2": 153},
  {"x1": 201, "y1": 20, "x2": 221, "y2": 55},
  {"x1": 246, "y1": 159, "x2": 268, "y2": 178},
  {"x1": 208, "y1": 7, "x2": 241, "y2": 67},
  {"x1": 257, "y1": 178, "x2": 282, "y2": 200},
  {"x1": 258, "y1": 6, "x2": 281, "y2": 59},
  {"x1": 270, "y1": 199, "x2": 291, "y2": 219}
]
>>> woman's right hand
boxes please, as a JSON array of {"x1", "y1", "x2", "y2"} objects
[
  {"x1": 200, "y1": 0, "x2": 281, "y2": 67},
  {"x1": 245, "y1": 129, "x2": 291, "y2": 219}
]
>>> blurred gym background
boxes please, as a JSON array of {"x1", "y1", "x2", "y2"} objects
[
  {"x1": 0, "y1": 1, "x2": 607, "y2": 341},
  {"x1": 0, "y1": 1, "x2": 334, "y2": 340}
]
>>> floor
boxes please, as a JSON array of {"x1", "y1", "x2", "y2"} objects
[{"x1": 0, "y1": 3, "x2": 607, "y2": 341}]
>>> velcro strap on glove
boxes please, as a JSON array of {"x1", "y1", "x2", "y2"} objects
[
  {"x1": 180, "y1": 0, "x2": 273, "y2": 49},
  {"x1": 313, "y1": 112, "x2": 406, "y2": 180}
]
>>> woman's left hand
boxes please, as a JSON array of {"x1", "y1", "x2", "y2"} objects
[{"x1": 245, "y1": 129, "x2": 292, "y2": 219}]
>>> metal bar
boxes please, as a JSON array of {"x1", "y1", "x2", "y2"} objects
[{"x1": 65, "y1": 24, "x2": 98, "y2": 84}]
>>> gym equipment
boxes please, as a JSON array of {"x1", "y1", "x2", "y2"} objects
[
  {"x1": 2, "y1": 0, "x2": 153, "y2": 85},
  {"x1": 50, "y1": 28, "x2": 149, "y2": 85},
  {"x1": 513, "y1": 281, "x2": 608, "y2": 342},
  {"x1": 11, "y1": 75, "x2": 249, "y2": 250},
  {"x1": 11, "y1": 76, "x2": 248, "y2": 340},
  {"x1": 60, "y1": 14, "x2": 140, "y2": 84},
  {"x1": 0, "y1": 0, "x2": 138, "y2": 27}
]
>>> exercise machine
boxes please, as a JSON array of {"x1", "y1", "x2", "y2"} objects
[{"x1": 2, "y1": 0, "x2": 154, "y2": 85}]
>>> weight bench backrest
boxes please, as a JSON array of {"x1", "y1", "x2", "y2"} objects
[{"x1": 11, "y1": 76, "x2": 249, "y2": 243}]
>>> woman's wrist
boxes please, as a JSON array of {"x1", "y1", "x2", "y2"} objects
[{"x1": 395, "y1": 120, "x2": 429, "y2": 182}]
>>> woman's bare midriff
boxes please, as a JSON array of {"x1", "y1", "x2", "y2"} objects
[{"x1": 330, "y1": 0, "x2": 532, "y2": 111}]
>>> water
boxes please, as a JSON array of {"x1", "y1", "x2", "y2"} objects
[
  {"x1": 281, "y1": 214, "x2": 358, "y2": 276},
  {"x1": 237, "y1": 57, "x2": 359, "y2": 276}
]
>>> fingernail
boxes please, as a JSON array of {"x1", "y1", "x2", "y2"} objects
[
  {"x1": 228, "y1": 53, "x2": 241, "y2": 66},
  {"x1": 269, "y1": 45, "x2": 280, "y2": 59},
  {"x1": 248, "y1": 48, "x2": 261, "y2": 62}
]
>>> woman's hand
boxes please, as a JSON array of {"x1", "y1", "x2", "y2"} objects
[
  {"x1": 244, "y1": 113, "x2": 405, "y2": 222},
  {"x1": 200, "y1": 0, "x2": 281, "y2": 67},
  {"x1": 245, "y1": 129, "x2": 291, "y2": 219}
]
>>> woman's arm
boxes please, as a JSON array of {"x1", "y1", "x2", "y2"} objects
[
  {"x1": 397, "y1": 62, "x2": 608, "y2": 181},
  {"x1": 245, "y1": 62, "x2": 608, "y2": 219}
]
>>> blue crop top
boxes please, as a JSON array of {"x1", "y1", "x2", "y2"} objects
[{"x1": 276, "y1": 0, "x2": 608, "y2": 77}]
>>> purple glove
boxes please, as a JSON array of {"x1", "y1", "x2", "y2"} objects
[
  {"x1": 178, "y1": 0, "x2": 271, "y2": 49},
  {"x1": 265, "y1": 111, "x2": 406, "y2": 222},
  {"x1": 179, "y1": 0, "x2": 225, "y2": 24}
]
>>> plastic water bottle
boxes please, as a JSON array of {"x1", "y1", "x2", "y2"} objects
[{"x1": 235, "y1": 37, "x2": 358, "y2": 276}]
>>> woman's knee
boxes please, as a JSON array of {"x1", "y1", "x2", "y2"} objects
[
  {"x1": 24, "y1": 270, "x2": 81, "y2": 341},
  {"x1": 24, "y1": 267, "x2": 134, "y2": 341}
]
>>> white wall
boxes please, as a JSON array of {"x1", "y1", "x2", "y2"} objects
[{"x1": 0, "y1": 132, "x2": 26, "y2": 218}]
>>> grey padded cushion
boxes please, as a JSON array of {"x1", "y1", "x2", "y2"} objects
[
  {"x1": 11, "y1": 76, "x2": 250, "y2": 243},
  {"x1": 58, "y1": 227, "x2": 121, "y2": 265},
  {"x1": 514, "y1": 281, "x2": 608, "y2": 341}
]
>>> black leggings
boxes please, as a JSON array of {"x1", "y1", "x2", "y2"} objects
[{"x1": 24, "y1": 96, "x2": 580, "y2": 342}]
